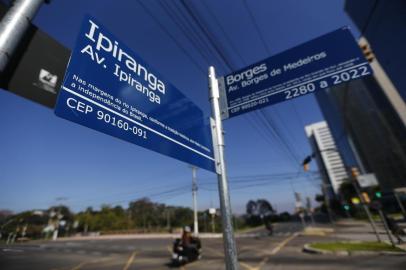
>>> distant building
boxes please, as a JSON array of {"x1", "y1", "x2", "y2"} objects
[
  {"x1": 305, "y1": 121, "x2": 349, "y2": 196},
  {"x1": 313, "y1": 1, "x2": 406, "y2": 193}
]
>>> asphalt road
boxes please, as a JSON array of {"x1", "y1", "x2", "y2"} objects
[{"x1": 1, "y1": 222, "x2": 405, "y2": 270}]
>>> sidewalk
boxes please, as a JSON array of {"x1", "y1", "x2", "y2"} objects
[{"x1": 334, "y1": 219, "x2": 403, "y2": 243}]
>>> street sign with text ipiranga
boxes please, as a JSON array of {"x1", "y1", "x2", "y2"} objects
[
  {"x1": 55, "y1": 16, "x2": 216, "y2": 172},
  {"x1": 219, "y1": 28, "x2": 373, "y2": 119}
]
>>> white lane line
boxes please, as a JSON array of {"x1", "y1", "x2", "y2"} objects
[{"x1": 61, "y1": 86, "x2": 215, "y2": 162}]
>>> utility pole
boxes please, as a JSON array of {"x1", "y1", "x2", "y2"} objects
[
  {"x1": 191, "y1": 166, "x2": 199, "y2": 236},
  {"x1": 306, "y1": 196, "x2": 315, "y2": 225},
  {"x1": 0, "y1": 0, "x2": 47, "y2": 73},
  {"x1": 321, "y1": 182, "x2": 335, "y2": 225},
  {"x1": 208, "y1": 66, "x2": 239, "y2": 270},
  {"x1": 209, "y1": 208, "x2": 216, "y2": 233},
  {"x1": 294, "y1": 192, "x2": 306, "y2": 228},
  {"x1": 165, "y1": 208, "x2": 171, "y2": 232}
]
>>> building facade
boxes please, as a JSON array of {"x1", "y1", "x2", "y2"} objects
[
  {"x1": 345, "y1": 0, "x2": 406, "y2": 103},
  {"x1": 305, "y1": 121, "x2": 349, "y2": 196},
  {"x1": 313, "y1": 0, "x2": 406, "y2": 193}
]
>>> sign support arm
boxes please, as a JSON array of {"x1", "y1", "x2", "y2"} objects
[
  {"x1": 208, "y1": 66, "x2": 239, "y2": 270},
  {"x1": 0, "y1": 0, "x2": 46, "y2": 73}
]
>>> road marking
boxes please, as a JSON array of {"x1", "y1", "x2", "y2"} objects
[
  {"x1": 269, "y1": 232, "x2": 298, "y2": 255},
  {"x1": 70, "y1": 261, "x2": 88, "y2": 270},
  {"x1": 203, "y1": 246, "x2": 224, "y2": 257},
  {"x1": 240, "y1": 261, "x2": 256, "y2": 270},
  {"x1": 122, "y1": 251, "x2": 137, "y2": 270},
  {"x1": 183, "y1": 259, "x2": 202, "y2": 269},
  {"x1": 239, "y1": 232, "x2": 299, "y2": 270},
  {"x1": 70, "y1": 258, "x2": 111, "y2": 270},
  {"x1": 256, "y1": 232, "x2": 298, "y2": 270}
]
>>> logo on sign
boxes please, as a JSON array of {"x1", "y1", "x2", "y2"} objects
[{"x1": 36, "y1": 68, "x2": 58, "y2": 93}]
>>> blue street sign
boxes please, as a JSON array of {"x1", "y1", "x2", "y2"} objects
[
  {"x1": 219, "y1": 27, "x2": 373, "y2": 119},
  {"x1": 55, "y1": 16, "x2": 216, "y2": 172}
]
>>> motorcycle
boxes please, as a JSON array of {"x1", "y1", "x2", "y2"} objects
[{"x1": 171, "y1": 237, "x2": 202, "y2": 266}]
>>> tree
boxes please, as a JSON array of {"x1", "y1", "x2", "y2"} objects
[{"x1": 245, "y1": 199, "x2": 276, "y2": 227}]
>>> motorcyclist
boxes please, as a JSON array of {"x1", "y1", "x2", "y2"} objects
[
  {"x1": 172, "y1": 226, "x2": 201, "y2": 264},
  {"x1": 181, "y1": 226, "x2": 193, "y2": 247}
]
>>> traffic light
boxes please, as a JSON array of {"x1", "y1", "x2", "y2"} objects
[
  {"x1": 343, "y1": 204, "x2": 350, "y2": 211},
  {"x1": 302, "y1": 155, "x2": 312, "y2": 171},
  {"x1": 375, "y1": 191, "x2": 382, "y2": 198},
  {"x1": 351, "y1": 197, "x2": 361, "y2": 205},
  {"x1": 360, "y1": 43, "x2": 375, "y2": 62},
  {"x1": 361, "y1": 192, "x2": 371, "y2": 203},
  {"x1": 303, "y1": 163, "x2": 310, "y2": 171},
  {"x1": 351, "y1": 167, "x2": 360, "y2": 178}
]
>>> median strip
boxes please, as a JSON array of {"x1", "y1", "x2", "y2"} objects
[{"x1": 304, "y1": 241, "x2": 406, "y2": 256}]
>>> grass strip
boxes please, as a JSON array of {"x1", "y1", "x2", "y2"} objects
[{"x1": 310, "y1": 241, "x2": 405, "y2": 252}]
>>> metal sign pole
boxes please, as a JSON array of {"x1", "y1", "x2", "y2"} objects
[
  {"x1": 0, "y1": 0, "x2": 46, "y2": 73},
  {"x1": 208, "y1": 66, "x2": 239, "y2": 270}
]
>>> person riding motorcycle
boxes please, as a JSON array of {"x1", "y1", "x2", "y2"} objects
[{"x1": 172, "y1": 226, "x2": 201, "y2": 265}]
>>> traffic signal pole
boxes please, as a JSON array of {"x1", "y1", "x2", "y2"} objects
[
  {"x1": 209, "y1": 66, "x2": 239, "y2": 270},
  {"x1": 394, "y1": 191, "x2": 406, "y2": 218},
  {"x1": 350, "y1": 174, "x2": 381, "y2": 242},
  {"x1": 0, "y1": 0, "x2": 47, "y2": 73}
]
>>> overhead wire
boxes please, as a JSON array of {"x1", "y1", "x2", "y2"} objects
[
  {"x1": 63, "y1": 2, "x2": 321, "y2": 211},
  {"x1": 135, "y1": 0, "x2": 206, "y2": 74},
  {"x1": 241, "y1": 0, "x2": 322, "y2": 195}
]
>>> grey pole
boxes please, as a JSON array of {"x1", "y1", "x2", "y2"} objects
[
  {"x1": 208, "y1": 66, "x2": 239, "y2": 270},
  {"x1": 191, "y1": 166, "x2": 199, "y2": 235},
  {"x1": 0, "y1": 0, "x2": 46, "y2": 73},
  {"x1": 306, "y1": 196, "x2": 315, "y2": 225},
  {"x1": 211, "y1": 213, "x2": 215, "y2": 233},
  {"x1": 394, "y1": 192, "x2": 406, "y2": 218},
  {"x1": 351, "y1": 179, "x2": 381, "y2": 242},
  {"x1": 321, "y1": 182, "x2": 335, "y2": 225},
  {"x1": 377, "y1": 209, "x2": 396, "y2": 246},
  {"x1": 6, "y1": 233, "x2": 12, "y2": 244}
]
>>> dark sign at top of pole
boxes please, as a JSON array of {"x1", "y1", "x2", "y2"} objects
[
  {"x1": 54, "y1": 16, "x2": 216, "y2": 172},
  {"x1": 218, "y1": 27, "x2": 373, "y2": 119}
]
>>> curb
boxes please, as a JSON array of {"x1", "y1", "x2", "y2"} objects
[
  {"x1": 51, "y1": 233, "x2": 225, "y2": 241},
  {"x1": 303, "y1": 243, "x2": 406, "y2": 256}
]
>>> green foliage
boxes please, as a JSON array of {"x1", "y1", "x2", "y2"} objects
[
  {"x1": 1, "y1": 198, "x2": 290, "y2": 238},
  {"x1": 315, "y1": 194, "x2": 325, "y2": 203},
  {"x1": 245, "y1": 199, "x2": 277, "y2": 227}
]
